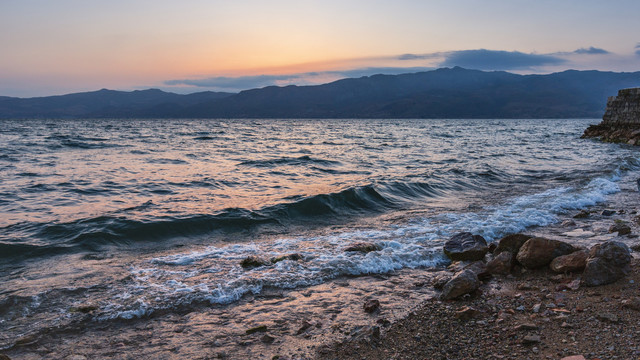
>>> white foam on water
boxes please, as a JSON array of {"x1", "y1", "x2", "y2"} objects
[{"x1": 102, "y1": 175, "x2": 621, "y2": 320}]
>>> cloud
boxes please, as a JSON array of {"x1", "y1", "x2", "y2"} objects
[
  {"x1": 164, "y1": 67, "x2": 434, "y2": 91},
  {"x1": 636, "y1": 43, "x2": 640, "y2": 56},
  {"x1": 574, "y1": 47, "x2": 609, "y2": 54},
  {"x1": 439, "y1": 49, "x2": 565, "y2": 70}
]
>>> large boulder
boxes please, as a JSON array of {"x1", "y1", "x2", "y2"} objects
[
  {"x1": 582, "y1": 241, "x2": 631, "y2": 287},
  {"x1": 550, "y1": 250, "x2": 588, "y2": 273},
  {"x1": 494, "y1": 234, "x2": 533, "y2": 256},
  {"x1": 440, "y1": 269, "x2": 480, "y2": 300},
  {"x1": 516, "y1": 237, "x2": 575, "y2": 269},
  {"x1": 443, "y1": 232, "x2": 488, "y2": 261}
]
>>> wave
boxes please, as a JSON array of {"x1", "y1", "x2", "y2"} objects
[
  {"x1": 238, "y1": 155, "x2": 341, "y2": 168},
  {"x1": 0, "y1": 180, "x2": 457, "y2": 260}
]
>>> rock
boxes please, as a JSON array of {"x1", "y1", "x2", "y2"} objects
[
  {"x1": 245, "y1": 325, "x2": 268, "y2": 334},
  {"x1": 621, "y1": 297, "x2": 640, "y2": 311},
  {"x1": 562, "y1": 229, "x2": 595, "y2": 237},
  {"x1": 455, "y1": 306, "x2": 480, "y2": 320},
  {"x1": 240, "y1": 256, "x2": 271, "y2": 269},
  {"x1": 296, "y1": 321, "x2": 312, "y2": 335},
  {"x1": 462, "y1": 260, "x2": 490, "y2": 280},
  {"x1": 270, "y1": 253, "x2": 303, "y2": 264},
  {"x1": 344, "y1": 242, "x2": 382, "y2": 253},
  {"x1": 555, "y1": 279, "x2": 580, "y2": 291},
  {"x1": 432, "y1": 273, "x2": 452, "y2": 290},
  {"x1": 549, "y1": 250, "x2": 588, "y2": 273},
  {"x1": 560, "y1": 356, "x2": 586, "y2": 360},
  {"x1": 601, "y1": 209, "x2": 616, "y2": 216},
  {"x1": 514, "y1": 323, "x2": 539, "y2": 331},
  {"x1": 443, "y1": 232, "x2": 488, "y2": 261},
  {"x1": 630, "y1": 243, "x2": 640, "y2": 252},
  {"x1": 440, "y1": 269, "x2": 480, "y2": 300},
  {"x1": 0, "y1": 355, "x2": 10, "y2": 360},
  {"x1": 573, "y1": 210, "x2": 590, "y2": 219},
  {"x1": 561, "y1": 219, "x2": 576, "y2": 227},
  {"x1": 609, "y1": 222, "x2": 631, "y2": 235},
  {"x1": 522, "y1": 335, "x2": 541, "y2": 344},
  {"x1": 494, "y1": 234, "x2": 532, "y2": 257},
  {"x1": 363, "y1": 299, "x2": 380, "y2": 313},
  {"x1": 370, "y1": 326, "x2": 381, "y2": 342},
  {"x1": 516, "y1": 237, "x2": 575, "y2": 269},
  {"x1": 582, "y1": 241, "x2": 631, "y2": 286},
  {"x1": 260, "y1": 334, "x2": 275, "y2": 344},
  {"x1": 596, "y1": 312, "x2": 619, "y2": 323},
  {"x1": 486, "y1": 251, "x2": 513, "y2": 275},
  {"x1": 532, "y1": 303, "x2": 542, "y2": 313}
]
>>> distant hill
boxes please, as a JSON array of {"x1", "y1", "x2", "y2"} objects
[
  {"x1": 0, "y1": 89, "x2": 233, "y2": 118},
  {"x1": 2, "y1": 67, "x2": 640, "y2": 119}
]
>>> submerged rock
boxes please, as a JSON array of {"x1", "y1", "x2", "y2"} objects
[
  {"x1": 440, "y1": 269, "x2": 480, "y2": 300},
  {"x1": 550, "y1": 250, "x2": 588, "y2": 273},
  {"x1": 270, "y1": 253, "x2": 303, "y2": 264},
  {"x1": 344, "y1": 242, "x2": 382, "y2": 253},
  {"x1": 443, "y1": 232, "x2": 488, "y2": 261},
  {"x1": 240, "y1": 256, "x2": 271, "y2": 269},
  {"x1": 516, "y1": 237, "x2": 575, "y2": 269},
  {"x1": 582, "y1": 241, "x2": 631, "y2": 286}
]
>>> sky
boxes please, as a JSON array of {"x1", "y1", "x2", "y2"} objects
[{"x1": 1, "y1": 0, "x2": 640, "y2": 97}]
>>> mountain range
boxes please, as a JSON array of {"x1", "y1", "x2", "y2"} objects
[{"x1": 2, "y1": 67, "x2": 640, "y2": 119}]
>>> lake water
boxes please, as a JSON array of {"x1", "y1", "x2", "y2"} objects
[{"x1": 1, "y1": 118, "x2": 637, "y2": 358}]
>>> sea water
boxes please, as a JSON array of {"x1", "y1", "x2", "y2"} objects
[{"x1": 0, "y1": 118, "x2": 637, "y2": 356}]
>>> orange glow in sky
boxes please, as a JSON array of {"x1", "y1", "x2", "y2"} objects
[{"x1": 1, "y1": 0, "x2": 640, "y2": 96}]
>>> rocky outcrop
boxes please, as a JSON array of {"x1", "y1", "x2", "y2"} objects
[
  {"x1": 582, "y1": 88, "x2": 640, "y2": 144},
  {"x1": 582, "y1": 241, "x2": 631, "y2": 286},
  {"x1": 443, "y1": 232, "x2": 488, "y2": 261}
]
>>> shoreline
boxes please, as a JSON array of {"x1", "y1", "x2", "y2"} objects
[{"x1": 323, "y1": 174, "x2": 640, "y2": 360}]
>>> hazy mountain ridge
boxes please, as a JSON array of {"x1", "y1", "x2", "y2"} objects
[{"x1": 1, "y1": 67, "x2": 640, "y2": 119}]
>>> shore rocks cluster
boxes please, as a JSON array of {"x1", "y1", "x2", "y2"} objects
[{"x1": 439, "y1": 232, "x2": 632, "y2": 300}]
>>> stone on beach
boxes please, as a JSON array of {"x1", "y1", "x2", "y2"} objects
[
  {"x1": 582, "y1": 241, "x2": 631, "y2": 286},
  {"x1": 516, "y1": 237, "x2": 575, "y2": 269},
  {"x1": 443, "y1": 232, "x2": 488, "y2": 261},
  {"x1": 440, "y1": 269, "x2": 480, "y2": 300},
  {"x1": 608, "y1": 221, "x2": 631, "y2": 235},
  {"x1": 550, "y1": 250, "x2": 588, "y2": 273},
  {"x1": 494, "y1": 233, "x2": 532, "y2": 256},
  {"x1": 486, "y1": 251, "x2": 513, "y2": 275}
]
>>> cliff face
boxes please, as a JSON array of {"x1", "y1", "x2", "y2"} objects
[{"x1": 583, "y1": 88, "x2": 640, "y2": 144}]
